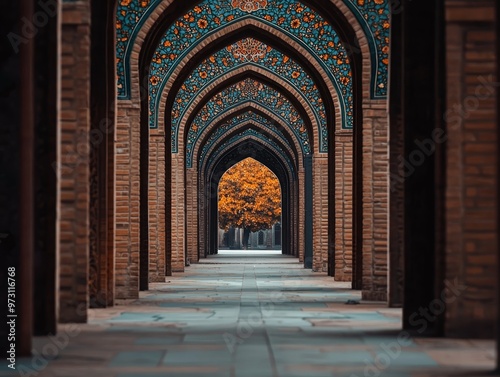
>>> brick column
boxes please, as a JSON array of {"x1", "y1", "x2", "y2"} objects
[
  {"x1": 59, "y1": 0, "x2": 90, "y2": 322},
  {"x1": 148, "y1": 134, "x2": 166, "y2": 282},
  {"x1": 335, "y1": 132, "x2": 354, "y2": 281},
  {"x1": 361, "y1": 101, "x2": 389, "y2": 301},
  {"x1": 289, "y1": 179, "x2": 294, "y2": 255},
  {"x1": 186, "y1": 168, "x2": 199, "y2": 263},
  {"x1": 291, "y1": 176, "x2": 299, "y2": 257},
  {"x1": 444, "y1": 0, "x2": 497, "y2": 338},
  {"x1": 313, "y1": 154, "x2": 329, "y2": 272},
  {"x1": 198, "y1": 178, "x2": 207, "y2": 258},
  {"x1": 171, "y1": 153, "x2": 185, "y2": 271},
  {"x1": 298, "y1": 169, "x2": 305, "y2": 262},
  {"x1": 115, "y1": 100, "x2": 140, "y2": 299}
]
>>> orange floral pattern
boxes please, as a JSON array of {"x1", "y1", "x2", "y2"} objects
[
  {"x1": 227, "y1": 38, "x2": 269, "y2": 62},
  {"x1": 231, "y1": 0, "x2": 268, "y2": 13},
  {"x1": 117, "y1": 0, "x2": 390, "y2": 101},
  {"x1": 186, "y1": 79, "x2": 311, "y2": 161}
]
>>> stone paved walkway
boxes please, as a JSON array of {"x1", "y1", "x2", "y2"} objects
[{"x1": 1, "y1": 253, "x2": 496, "y2": 377}]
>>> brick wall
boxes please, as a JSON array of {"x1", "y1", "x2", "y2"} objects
[
  {"x1": 444, "y1": 0, "x2": 497, "y2": 338},
  {"x1": 59, "y1": 0, "x2": 90, "y2": 322}
]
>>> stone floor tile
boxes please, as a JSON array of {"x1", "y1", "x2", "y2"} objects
[
  {"x1": 108, "y1": 351, "x2": 164, "y2": 367},
  {"x1": 162, "y1": 350, "x2": 232, "y2": 366}
]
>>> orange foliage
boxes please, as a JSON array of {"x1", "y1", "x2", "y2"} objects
[{"x1": 218, "y1": 158, "x2": 281, "y2": 232}]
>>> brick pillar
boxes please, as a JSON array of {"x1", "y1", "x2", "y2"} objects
[
  {"x1": 298, "y1": 169, "x2": 305, "y2": 262},
  {"x1": 398, "y1": 0, "x2": 446, "y2": 335},
  {"x1": 199, "y1": 178, "x2": 207, "y2": 258},
  {"x1": 313, "y1": 154, "x2": 329, "y2": 272},
  {"x1": 107, "y1": 123, "x2": 115, "y2": 305},
  {"x1": 171, "y1": 153, "x2": 185, "y2": 271},
  {"x1": 59, "y1": 0, "x2": 90, "y2": 322},
  {"x1": 148, "y1": 134, "x2": 166, "y2": 282},
  {"x1": 335, "y1": 132, "x2": 354, "y2": 281},
  {"x1": 115, "y1": 101, "x2": 140, "y2": 299},
  {"x1": 186, "y1": 168, "x2": 199, "y2": 263},
  {"x1": 290, "y1": 177, "x2": 298, "y2": 256},
  {"x1": 388, "y1": 8, "x2": 405, "y2": 307},
  {"x1": 444, "y1": 0, "x2": 497, "y2": 338},
  {"x1": 361, "y1": 101, "x2": 389, "y2": 301}
]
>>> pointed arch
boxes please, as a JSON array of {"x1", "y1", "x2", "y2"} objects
[{"x1": 202, "y1": 137, "x2": 298, "y2": 259}]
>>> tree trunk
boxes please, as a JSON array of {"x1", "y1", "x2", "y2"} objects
[{"x1": 243, "y1": 228, "x2": 251, "y2": 250}]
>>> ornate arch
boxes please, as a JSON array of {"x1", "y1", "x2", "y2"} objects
[
  {"x1": 155, "y1": 38, "x2": 343, "y2": 157},
  {"x1": 195, "y1": 112, "x2": 299, "y2": 170},
  {"x1": 201, "y1": 137, "x2": 298, "y2": 257},
  {"x1": 163, "y1": 37, "x2": 332, "y2": 128},
  {"x1": 204, "y1": 129, "x2": 295, "y2": 176},
  {"x1": 155, "y1": 20, "x2": 343, "y2": 140},
  {"x1": 183, "y1": 72, "x2": 315, "y2": 160},
  {"x1": 152, "y1": 36, "x2": 343, "y2": 150},
  {"x1": 190, "y1": 104, "x2": 304, "y2": 168},
  {"x1": 116, "y1": 0, "x2": 388, "y2": 99},
  {"x1": 185, "y1": 78, "x2": 312, "y2": 158}
]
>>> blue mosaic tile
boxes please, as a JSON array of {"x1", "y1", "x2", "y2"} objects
[
  {"x1": 194, "y1": 111, "x2": 292, "y2": 169},
  {"x1": 116, "y1": 0, "x2": 389, "y2": 102},
  {"x1": 205, "y1": 127, "x2": 294, "y2": 175},
  {"x1": 166, "y1": 37, "x2": 331, "y2": 153}
]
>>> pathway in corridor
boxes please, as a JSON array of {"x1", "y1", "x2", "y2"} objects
[{"x1": 4, "y1": 254, "x2": 494, "y2": 377}]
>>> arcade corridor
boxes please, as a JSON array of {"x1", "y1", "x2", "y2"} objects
[{"x1": 1, "y1": 0, "x2": 500, "y2": 376}]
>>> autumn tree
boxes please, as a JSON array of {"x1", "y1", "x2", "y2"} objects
[{"x1": 218, "y1": 158, "x2": 282, "y2": 249}]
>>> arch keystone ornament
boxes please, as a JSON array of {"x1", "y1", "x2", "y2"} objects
[
  {"x1": 228, "y1": 38, "x2": 269, "y2": 62},
  {"x1": 232, "y1": 0, "x2": 268, "y2": 13},
  {"x1": 236, "y1": 78, "x2": 264, "y2": 97}
]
